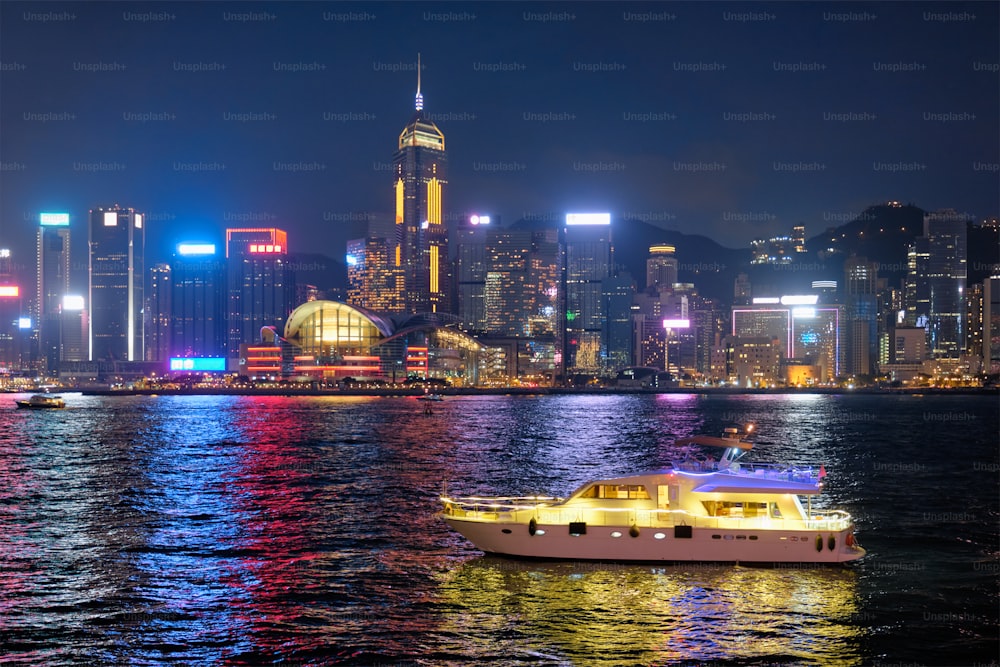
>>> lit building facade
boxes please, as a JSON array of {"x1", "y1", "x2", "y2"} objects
[
  {"x1": 226, "y1": 228, "x2": 295, "y2": 360},
  {"x1": 732, "y1": 295, "x2": 844, "y2": 382},
  {"x1": 454, "y1": 215, "x2": 491, "y2": 333},
  {"x1": 346, "y1": 236, "x2": 403, "y2": 313},
  {"x1": 563, "y1": 213, "x2": 613, "y2": 375},
  {"x1": 392, "y1": 56, "x2": 449, "y2": 314},
  {"x1": 36, "y1": 212, "x2": 71, "y2": 371},
  {"x1": 171, "y1": 243, "x2": 228, "y2": 360},
  {"x1": 147, "y1": 263, "x2": 171, "y2": 362},
  {"x1": 251, "y1": 300, "x2": 482, "y2": 385},
  {"x1": 645, "y1": 244, "x2": 678, "y2": 289},
  {"x1": 88, "y1": 205, "x2": 145, "y2": 361},
  {"x1": 923, "y1": 209, "x2": 968, "y2": 358},
  {"x1": 984, "y1": 277, "x2": 1000, "y2": 374},
  {"x1": 844, "y1": 256, "x2": 878, "y2": 376}
]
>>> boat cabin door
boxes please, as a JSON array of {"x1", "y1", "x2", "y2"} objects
[{"x1": 658, "y1": 484, "x2": 679, "y2": 509}]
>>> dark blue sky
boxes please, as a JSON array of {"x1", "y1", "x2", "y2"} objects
[{"x1": 1, "y1": 1, "x2": 997, "y2": 277}]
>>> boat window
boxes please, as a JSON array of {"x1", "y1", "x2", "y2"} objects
[
  {"x1": 701, "y1": 501, "x2": 769, "y2": 517},
  {"x1": 591, "y1": 484, "x2": 650, "y2": 500}
]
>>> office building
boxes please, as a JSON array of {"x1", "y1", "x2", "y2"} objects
[
  {"x1": 563, "y1": 213, "x2": 613, "y2": 375},
  {"x1": 645, "y1": 244, "x2": 677, "y2": 290},
  {"x1": 36, "y1": 212, "x2": 71, "y2": 370},
  {"x1": 172, "y1": 243, "x2": 228, "y2": 360},
  {"x1": 392, "y1": 55, "x2": 449, "y2": 314},
  {"x1": 88, "y1": 205, "x2": 145, "y2": 361},
  {"x1": 226, "y1": 228, "x2": 295, "y2": 360}
]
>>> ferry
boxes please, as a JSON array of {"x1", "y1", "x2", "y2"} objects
[
  {"x1": 15, "y1": 394, "x2": 66, "y2": 409},
  {"x1": 440, "y1": 426, "x2": 865, "y2": 564}
]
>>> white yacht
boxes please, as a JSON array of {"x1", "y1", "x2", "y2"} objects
[
  {"x1": 440, "y1": 426, "x2": 865, "y2": 564},
  {"x1": 15, "y1": 394, "x2": 66, "y2": 409}
]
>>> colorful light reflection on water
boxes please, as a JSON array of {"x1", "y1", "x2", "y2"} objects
[{"x1": 0, "y1": 392, "x2": 996, "y2": 665}]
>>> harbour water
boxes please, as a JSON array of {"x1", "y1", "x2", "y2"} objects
[{"x1": 1, "y1": 392, "x2": 997, "y2": 666}]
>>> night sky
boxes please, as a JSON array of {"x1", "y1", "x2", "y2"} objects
[{"x1": 1, "y1": 1, "x2": 997, "y2": 284}]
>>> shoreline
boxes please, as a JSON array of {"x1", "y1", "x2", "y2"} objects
[{"x1": 69, "y1": 386, "x2": 999, "y2": 398}]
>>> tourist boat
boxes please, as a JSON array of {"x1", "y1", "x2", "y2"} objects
[
  {"x1": 15, "y1": 394, "x2": 66, "y2": 409},
  {"x1": 440, "y1": 426, "x2": 865, "y2": 563}
]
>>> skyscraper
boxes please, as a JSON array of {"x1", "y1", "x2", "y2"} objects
[
  {"x1": 844, "y1": 256, "x2": 878, "y2": 376},
  {"x1": 88, "y1": 205, "x2": 144, "y2": 361},
  {"x1": 392, "y1": 55, "x2": 449, "y2": 314},
  {"x1": 645, "y1": 244, "x2": 678, "y2": 290},
  {"x1": 563, "y1": 213, "x2": 613, "y2": 375},
  {"x1": 225, "y1": 228, "x2": 295, "y2": 360},
  {"x1": 36, "y1": 212, "x2": 71, "y2": 370},
  {"x1": 346, "y1": 236, "x2": 402, "y2": 313},
  {"x1": 171, "y1": 243, "x2": 227, "y2": 360},
  {"x1": 924, "y1": 209, "x2": 968, "y2": 358}
]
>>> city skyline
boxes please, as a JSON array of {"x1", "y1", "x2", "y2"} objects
[{"x1": 1, "y1": 1, "x2": 998, "y2": 279}]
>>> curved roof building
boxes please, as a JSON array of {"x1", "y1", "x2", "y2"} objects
[{"x1": 254, "y1": 300, "x2": 482, "y2": 385}]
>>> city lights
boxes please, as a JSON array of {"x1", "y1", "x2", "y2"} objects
[{"x1": 177, "y1": 243, "x2": 217, "y2": 256}]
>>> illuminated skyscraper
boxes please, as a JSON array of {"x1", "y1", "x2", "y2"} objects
[
  {"x1": 392, "y1": 54, "x2": 449, "y2": 314},
  {"x1": 0, "y1": 249, "x2": 25, "y2": 370},
  {"x1": 225, "y1": 228, "x2": 295, "y2": 359},
  {"x1": 924, "y1": 209, "x2": 968, "y2": 358},
  {"x1": 645, "y1": 244, "x2": 678, "y2": 290},
  {"x1": 147, "y1": 263, "x2": 171, "y2": 362},
  {"x1": 171, "y1": 243, "x2": 227, "y2": 360},
  {"x1": 844, "y1": 256, "x2": 878, "y2": 376},
  {"x1": 88, "y1": 205, "x2": 144, "y2": 361},
  {"x1": 563, "y1": 213, "x2": 613, "y2": 375},
  {"x1": 36, "y1": 212, "x2": 71, "y2": 370}
]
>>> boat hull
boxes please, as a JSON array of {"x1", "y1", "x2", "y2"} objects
[{"x1": 442, "y1": 516, "x2": 865, "y2": 564}]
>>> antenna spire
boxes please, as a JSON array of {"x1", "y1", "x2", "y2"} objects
[{"x1": 415, "y1": 53, "x2": 424, "y2": 111}]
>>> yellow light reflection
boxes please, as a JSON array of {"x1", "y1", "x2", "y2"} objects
[{"x1": 435, "y1": 557, "x2": 863, "y2": 665}]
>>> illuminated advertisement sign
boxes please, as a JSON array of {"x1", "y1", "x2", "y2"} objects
[
  {"x1": 752, "y1": 297, "x2": 781, "y2": 304},
  {"x1": 18, "y1": 317, "x2": 32, "y2": 329},
  {"x1": 662, "y1": 319, "x2": 690, "y2": 328},
  {"x1": 40, "y1": 212, "x2": 70, "y2": 226},
  {"x1": 177, "y1": 243, "x2": 217, "y2": 256},
  {"x1": 345, "y1": 254, "x2": 358, "y2": 266},
  {"x1": 566, "y1": 212, "x2": 611, "y2": 226},
  {"x1": 469, "y1": 214, "x2": 491, "y2": 225},
  {"x1": 63, "y1": 295, "x2": 85, "y2": 311},
  {"x1": 780, "y1": 294, "x2": 819, "y2": 306},
  {"x1": 0, "y1": 285, "x2": 20, "y2": 298},
  {"x1": 170, "y1": 357, "x2": 227, "y2": 372},
  {"x1": 103, "y1": 211, "x2": 118, "y2": 226}
]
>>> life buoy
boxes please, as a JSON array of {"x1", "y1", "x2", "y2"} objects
[
  {"x1": 629, "y1": 524, "x2": 640, "y2": 538},
  {"x1": 815, "y1": 535, "x2": 823, "y2": 552},
  {"x1": 827, "y1": 535, "x2": 836, "y2": 551},
  {"x1": 846, "y1": 533, "x2": 854, "y2": 547},
  {"x1": 528, "y1": 518, "x2": 537, "y2": 536}
]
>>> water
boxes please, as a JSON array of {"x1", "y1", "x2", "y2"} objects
[{"x1": 0, "y1": 392, "x2": 996, "y2": 666}]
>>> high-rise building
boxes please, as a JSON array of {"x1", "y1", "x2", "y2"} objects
[
  {"x1": 36, "y1": 212, "x2": 71, "y2": 370},
  {"x1": 645, "y1": 244, "x2": 678, "y2": 290},
  {"x1": 146, "y1": 263, "x2": 171, "y2": 362},
  {"x1": 454, "y1": 215, "x2": 491, "y2": 333},
  {"x1": 563, "y1": 213, "x2": 613, "y2": 375},
  {"x1": 984, "y1": 276, "x2": 1000, "y2": 374},
  {"x1": 602, "y1": 273, "x2": 635, "y2": 371},
  {"x1": 225, "y1": 228, "x2": 295, "y2": 360},
  {"x1": 346, "y1": 236, "x2": 402, "y2": 313},
  {"x1": 905, "y1": 210, "x2": 969, "y2": 358},
  {"x1": 171, "y1": 243, "x2": 228, "y2": 360},
  {"x1": 924, "y1": 209, "x2": 968, "y2": 358},
  {"x1": 0, "y1": 249, "x2": 26, "y2": 371},
  {"x1": 88, "y1": 205, "x2": 145, "y2": 361},
  {"x1": 392, "y1": 55, "x2": 449, "y2": 314},
  {"x1": 844, "y1": 256, "x2": 878, "y2": 376}
]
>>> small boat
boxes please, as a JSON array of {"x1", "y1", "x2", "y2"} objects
[
  {"x1": 440, "y1": 425, "x2": 865, "y2": 564},
  {"x1": 417, "y1": 394, "x2": 444, "y2": 402},
  {"x1": 15, "y1": 394, "x2": 66, "y2": 409}
]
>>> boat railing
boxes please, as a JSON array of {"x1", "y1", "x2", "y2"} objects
[
  {"x1": 442, "y1": 497, "x2": 853, "y2": 532},
  {"x1": 671, "y1": 459, "x2": 820, "y2": 483}
]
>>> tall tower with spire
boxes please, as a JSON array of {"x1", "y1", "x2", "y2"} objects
[{"x1": 392, "y1": 53, "x2": 449, "y2": 314}]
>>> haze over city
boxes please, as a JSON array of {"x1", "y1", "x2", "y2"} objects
[{"x1": 1, "y1": 0, "x2": 997, "y2": 278}]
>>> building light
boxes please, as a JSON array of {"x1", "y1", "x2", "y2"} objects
[
  {"x1": 40, "y1": 212, "x2": 70, "y2": 226},
  {"x1": 62, "y1": 295, "x2": 85, "y2": 310},
  {"x1": 177, "y1": 243, "x2": 217, "y2": 256},
  {"x1": 0, "y1": 285, "x2": 19, "y2": 298},
  {"x1": 566, "y1": 212, "x2": 611, "y2": 226},
  {"x1": 780, "y1": 294, "x2": 819, "y2": 306}
]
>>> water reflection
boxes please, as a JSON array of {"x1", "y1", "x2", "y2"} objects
[{"x1": 436, "y1": 556, "x2": 864, "y2": 666}]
